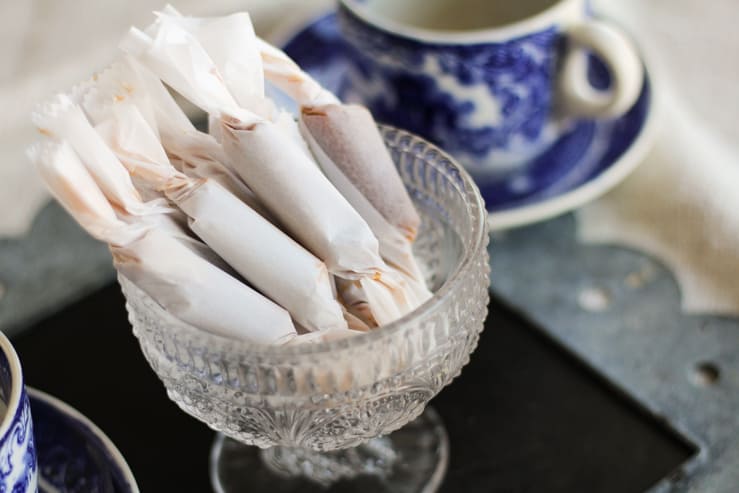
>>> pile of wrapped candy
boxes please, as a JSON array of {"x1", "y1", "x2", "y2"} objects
[{"x1": 29, "y1": 6, "x2": 431, "y2": 345}]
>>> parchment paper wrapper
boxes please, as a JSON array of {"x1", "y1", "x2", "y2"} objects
[
  {"x1": 220, "y1": 120, "x2": 374, "y2": 271},
  {"x1": 336, "y1": 278, "x2": 381, "y2": 328},
  {"x1": 300, "y1": 111, "x2": 428, "y2": 284},
  {"x1": 81, "y1": 57, "x2": 270, "y2": 219},
  {"x1": 34, "y1": 96, "x2": 213, "y2": 263},
  {"x1": 30, "y1": 138, "x2": 296, "y2": 344},
  {"x1": 256, "y1": 36, "x2": 339, "y2": 108},
  {"x1": 222, "y1": 120, "x2": 426, "y2": 325},
  {"x1": 153, "y1": 7, "x2": 313, "y2": 156},
  {"x1": 122, "y1": 11, "x2": 424, "y2": 325},
  {"x1": 112, "y1": 229, "x2": 296, "y2": 345},
  {"x1": 301, "y1": 105, "x2": 421, "y2": 241},
  {"x1": 30, "y1": 140, "x2": 145, "y2": 246},
  {"x1": 169, "y1": 178, "x2": 349, "y2": 333},
  {"x1": 94, "y1": 100, "x2": 348, "y2": 333},
  {"x1": 252, "y1": 40, "x2": 426, "y2": 288},
  {"x1": 157, "y1": 6, "x2": 273, "y2": 118},
  {"x1": 31, "y1": 94, "x2": 169, "y2": 217}
]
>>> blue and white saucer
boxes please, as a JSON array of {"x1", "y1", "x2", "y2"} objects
[
  {"x1": 29, "y1": 388, "x2": 139, "y2": 493},
  {"x1": 272, "y1": 11, "x2": 657, "y2": 231}
]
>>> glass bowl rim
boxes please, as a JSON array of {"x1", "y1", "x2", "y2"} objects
[{"x1": 123, "y1": 125, "x2": 488, "y2": 357}]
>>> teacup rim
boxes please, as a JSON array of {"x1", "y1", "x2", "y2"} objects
[
  {"x1": 0, "y1": 331, "x2": 23, "y2": 442},
  {"x1": 339, "y1": 0, "x2": 583, "y2": 44}
]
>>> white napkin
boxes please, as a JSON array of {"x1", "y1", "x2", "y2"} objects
[{"x1": 579, "y1": 0, "x2": 739, "y2": 315}]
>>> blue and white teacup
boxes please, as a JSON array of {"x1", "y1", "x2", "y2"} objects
[
  {"x1": 338, "y1": 0, "x2": 644, "y2": 174},
  {"x1": 0, "y1": 332, "x2": 37, "y2": 492}
]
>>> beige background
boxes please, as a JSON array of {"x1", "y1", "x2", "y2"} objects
[{"x1": 1, "y1": 0, "x2": 737, "y2": 314}]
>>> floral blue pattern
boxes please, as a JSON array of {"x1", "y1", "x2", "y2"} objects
[
  {"x1": 337, "y1": 5, "x2": 561, "y2": 169},
  {"x1": 282, "y1": 12, "x2": 650, "y2": 213},
  {"x1": 0, "y1": 351, "x2": 37, "y2": 493}
]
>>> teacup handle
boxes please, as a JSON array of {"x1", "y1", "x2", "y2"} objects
[{"x1": 558, "y1": 19, "x2": 644, "y2": 119}]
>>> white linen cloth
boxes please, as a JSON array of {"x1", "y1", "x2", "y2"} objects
[
  {"x1": 580, "y1": 0, "x2": 739, "y2": 315},
  {"x1": 1, "y1": 0, "x2": 737, "y2": 315}
]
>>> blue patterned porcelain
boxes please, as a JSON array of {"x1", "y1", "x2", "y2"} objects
[
  {"x1": 29, "y1": 389, "x2": 139, "y2": 493},
  {"x1": 279, "y1": 11, "x2": 654, "y2": 229},
  {"x1": 0, "y1": 332, "x2": 37, "y2": 493},
  {"x1": 336, "y1": 0, "x2": 644, "y2": 173}
]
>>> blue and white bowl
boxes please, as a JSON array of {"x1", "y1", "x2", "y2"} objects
[
  {"x1": 0, "y1": 332, "x2": 37, "y2": 493},
  {"x1": 29, "y1": 388, "x2": 139, "y2": 493},
  {"x1": 337, "y1": 0, "x2": 644, "y2": 173}
]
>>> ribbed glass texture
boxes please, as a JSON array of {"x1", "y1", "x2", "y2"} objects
[{"x1": 121, "y1": 126, "x2": 490, "y2": 452}]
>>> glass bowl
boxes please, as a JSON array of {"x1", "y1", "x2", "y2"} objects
[{"x1": 120, "y1": 126, "x2": 490, "y2": 492}]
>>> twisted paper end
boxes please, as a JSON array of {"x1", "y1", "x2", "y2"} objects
[
  {"x1": 31, "y1": 93, "x2": 78, "y2": 137},
  {"x1": 257, "y1": 37, "x2": 339, "y2": 107},
  {"x1": 29, "y1": 140, "x2": 147, "y2": 247},
  {"x1": 81, "y1": 59, "x2": 143, "y2": 126}
]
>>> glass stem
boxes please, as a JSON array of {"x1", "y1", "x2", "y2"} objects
[{"x1": 260, "y1": 437, "x2": 398, "y2": 487}]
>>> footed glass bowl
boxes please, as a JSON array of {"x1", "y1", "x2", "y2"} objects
[{"x1": 121, "y1": 126, "x2": 490, "y2": 492}]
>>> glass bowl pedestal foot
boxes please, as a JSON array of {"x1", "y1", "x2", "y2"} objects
[{"x1": 211, "y1": 407, "x2": 448, "y2": 493}]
